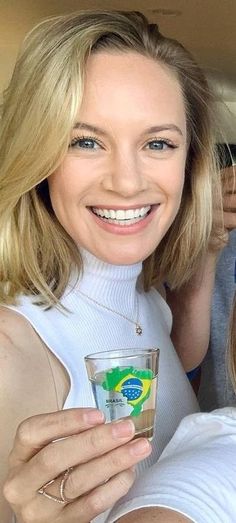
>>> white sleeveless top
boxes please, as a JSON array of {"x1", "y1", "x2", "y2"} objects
[{"x1": 10, "y1": 249, "x2": 199, "y2": 522}]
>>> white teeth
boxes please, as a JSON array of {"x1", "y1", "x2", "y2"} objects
[
  {"x1": 140, "y1": 207, "x2": 148, "y2": 217},
  {"x1": 125, "y1": 209, "x2": 134, "y2": 219},
  {"x1": 92, "y1": 205, "x2": 151, "y2": 221},
  {"x1": 116, "y1": 210, "x2": 125, "y2": 219}
]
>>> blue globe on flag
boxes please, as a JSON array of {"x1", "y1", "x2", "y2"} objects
[
  {"x1": 102, "y1": 366, "x2": 154, "y2": 416},
  {"x1": 121, "y1": 377, "x2": 143, "y2": 401}
]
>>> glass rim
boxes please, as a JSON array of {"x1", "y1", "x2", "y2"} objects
[{"x1": 84, "y1": 347, "x2": 159, "y2": 361}]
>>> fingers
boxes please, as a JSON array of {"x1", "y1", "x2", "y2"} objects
[
  {"x1": 223, "y1": 193, "x2": 236, "y2": 231},
  {"x1": 5, "y1": 418, "x2": 136, "y2": 504},
  {"x1": 10, "y1": 408, "x2": 105, "y2": 466},
  {"x1": 28, "y1": 436, "x2": 151, "y2": 516},
  {"x1": 223, "y1": 194, "x2": 236, "y2": 212},
  {"x1": 58, "y1": 437, "x2": 151, "y2": 500},
  {"x1": 223, "y1": 211, "x2": 236, "y2": 231},
  {"x1": 221, "y1": 166, "x2": 236, "y2": 194},
  {"x1": 9, "y1": 468, "x2": 136, "y2": 523},
  {"x1": 4, "y1": 410, "x2": 152, "y2": 523},
  {"x1": 18, "y1": 419, "x2": 136, "y2": 494},
  {"x1": 4, "y1": 418, "x2": 150, "y2": 523},
  {"x1": 221, "y1": 166, "x2": 236, "y2": 231},
  {"x1": 64, "y1": 468, "x2": 136, "y2": 523}
]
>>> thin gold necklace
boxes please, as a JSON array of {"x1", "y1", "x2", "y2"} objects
[{"x1": 77, "y1": 289, "x2": 143, "y2": 335}]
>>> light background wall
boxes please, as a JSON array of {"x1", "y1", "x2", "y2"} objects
[{"x1": 0, "y1": 0, "x2": 235, "y2": 141}]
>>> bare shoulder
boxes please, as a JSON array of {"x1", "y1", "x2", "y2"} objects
[
  {"x1": 0, "y1": 305, "x2": 47, "y2": 358},
  {"x1": 0, "y1": 306, "x2": 38, "y2": 378},
  {"x1": 0, "y1": 305, "x2": 68, "y2": 410},
  {"x1": 0, "y1": 306, "x2": 64, "y2": 521},
  {"x1": 0, "y1": 304, "x2": 34, "y2": 337},
  {"x1": 0, "y1": 305, "x2": 59, "y2": 413},
  {"x1": 0, "y1": 306, "x2": 49, "y2": 387}
]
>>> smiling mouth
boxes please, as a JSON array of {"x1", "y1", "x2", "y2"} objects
[{"x1": 90, "y1": 205, "x2": 152, "y2": 226}]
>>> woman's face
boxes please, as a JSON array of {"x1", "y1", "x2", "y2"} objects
[{"x1": 48, "y1": 51, "x2": 187, "y2": 265}]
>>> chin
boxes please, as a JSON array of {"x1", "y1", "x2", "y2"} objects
[{"x1": 96, "y1": 247, "x2": 152, "y2": 266}]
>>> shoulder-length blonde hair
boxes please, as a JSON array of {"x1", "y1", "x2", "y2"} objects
[{"x1": 0, "y1": 10, "x2": 221, "y2": 306}]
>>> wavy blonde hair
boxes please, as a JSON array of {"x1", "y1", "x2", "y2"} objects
[{"x1": 0, "y1": 10, "x2": 222, "y2": 306}]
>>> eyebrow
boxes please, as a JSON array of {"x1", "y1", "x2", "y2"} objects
[
  {"x1": 72, "y1": 122, "x2": 183, "y2": 137},
  {"x1": 73, "y1": 122, "x2": 107, "y2": 136},
  {"x1": 146, "y1": 125, "x2": 183, "y2": 136}
]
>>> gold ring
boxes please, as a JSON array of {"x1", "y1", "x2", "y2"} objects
[{"x1": 37, "y1": 467, "x2": 74, "y2": 504}]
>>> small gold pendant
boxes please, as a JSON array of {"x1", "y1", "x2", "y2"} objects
[{"x1": 136, "y1": 324, "x2": 142, "y2": 335}]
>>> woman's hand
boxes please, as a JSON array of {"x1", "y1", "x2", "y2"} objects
[
  {"x1": 222, "y1": 166, "x2": 236, "y2": 232},
  {"x1": 3, "y1": 408, "x2": 151, "y2": 523},
  {"x1": 210, "y1": 165, "x2": 235, "y2": 252}
]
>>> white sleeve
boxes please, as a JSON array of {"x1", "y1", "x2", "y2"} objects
[{"x1": 106, "y1": 407, "x2": 236, "y2": 523}]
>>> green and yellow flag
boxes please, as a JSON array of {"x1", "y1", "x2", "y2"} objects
[{"x1": 102, "y1": 366, "x2": 154, "y2": 416}]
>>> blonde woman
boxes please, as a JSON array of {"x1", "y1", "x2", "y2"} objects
[{"x1": 0, "y1": 10, "x2": 235, "y2": 523}]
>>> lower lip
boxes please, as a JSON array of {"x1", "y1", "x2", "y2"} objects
[{"x1": 88, "y1": 205, "x2": 159, "y2": 235}]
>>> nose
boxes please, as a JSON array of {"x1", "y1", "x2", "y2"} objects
[{"x1": 102, "y1": 150, "x2": 148, "y2": 197}]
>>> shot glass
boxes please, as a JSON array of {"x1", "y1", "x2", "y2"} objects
[{"x1": 84, "y1": 347, "x2": 159, "y2": 440}]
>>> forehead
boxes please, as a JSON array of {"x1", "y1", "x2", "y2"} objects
[{"x1": 77, "y1": 51, "x2": 186, "y2": 135}]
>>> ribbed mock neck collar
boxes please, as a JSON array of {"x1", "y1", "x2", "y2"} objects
[{"x1": 76, "y1": 248, "x2": 142, "y2": 317}]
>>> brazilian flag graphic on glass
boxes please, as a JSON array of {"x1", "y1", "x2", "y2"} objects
[
  {"x1": 102, "y1": 366, "x2": 154, "y2": 416},
  {"x1": 85, "y1": 348, "x2": 159, "y2": 439}
]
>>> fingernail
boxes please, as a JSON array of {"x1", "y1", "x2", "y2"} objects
[
  {"x1": 129, "y1": 438, "x2": 151, "y2": 456},
  {"x1": 112, "y1": 419, "x2": 135, "y2": 439},
  {"x1": 84, "y1": 409, "x2": 105, "y2": 424}
]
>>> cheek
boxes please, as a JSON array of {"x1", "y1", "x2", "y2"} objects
[
  {"x1": 170, "y1": 155, "x2": 186, "y2": 195},
  {"x1": 161, "y1": 167, "x2": 186, "y2": 202},
  {"x1": 152, "y1": 150, "x2": 186, "y2": 193},
  {"x1": 47, "y1": 173, "x2": 73, "y2": 221},
  {"x1": 174, "y1": 172, "x2": 185, "y2": 197},
  {"x1": 48, "y1": 165, "x2": 79, "y2": 206}
]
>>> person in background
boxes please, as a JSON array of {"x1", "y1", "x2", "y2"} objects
[
  {"x1": 198, "y1": 144, "x2": 236, "y2": 409},
  {"x1": 167, "y1": 143, "x2": 236, "y2": 406},
  {"x1": 0, "y1": 10, "x2": 235, "y2": 523}
]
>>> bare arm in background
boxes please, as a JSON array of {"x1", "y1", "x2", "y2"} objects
[{"x1": 166, "y1": 166, "x2": 236, "y2": 372}]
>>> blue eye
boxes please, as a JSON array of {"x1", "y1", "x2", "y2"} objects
[
  {"x1": 147, "y1": 140, "x2": 175, "y2": 151},
  {"x1": 70, "y1": 136, "x2": 101, "y2": 150}
]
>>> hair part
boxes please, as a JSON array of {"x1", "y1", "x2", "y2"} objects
[{"x1": 0, "y1": 10, "x2": 222, "y2": 305}]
